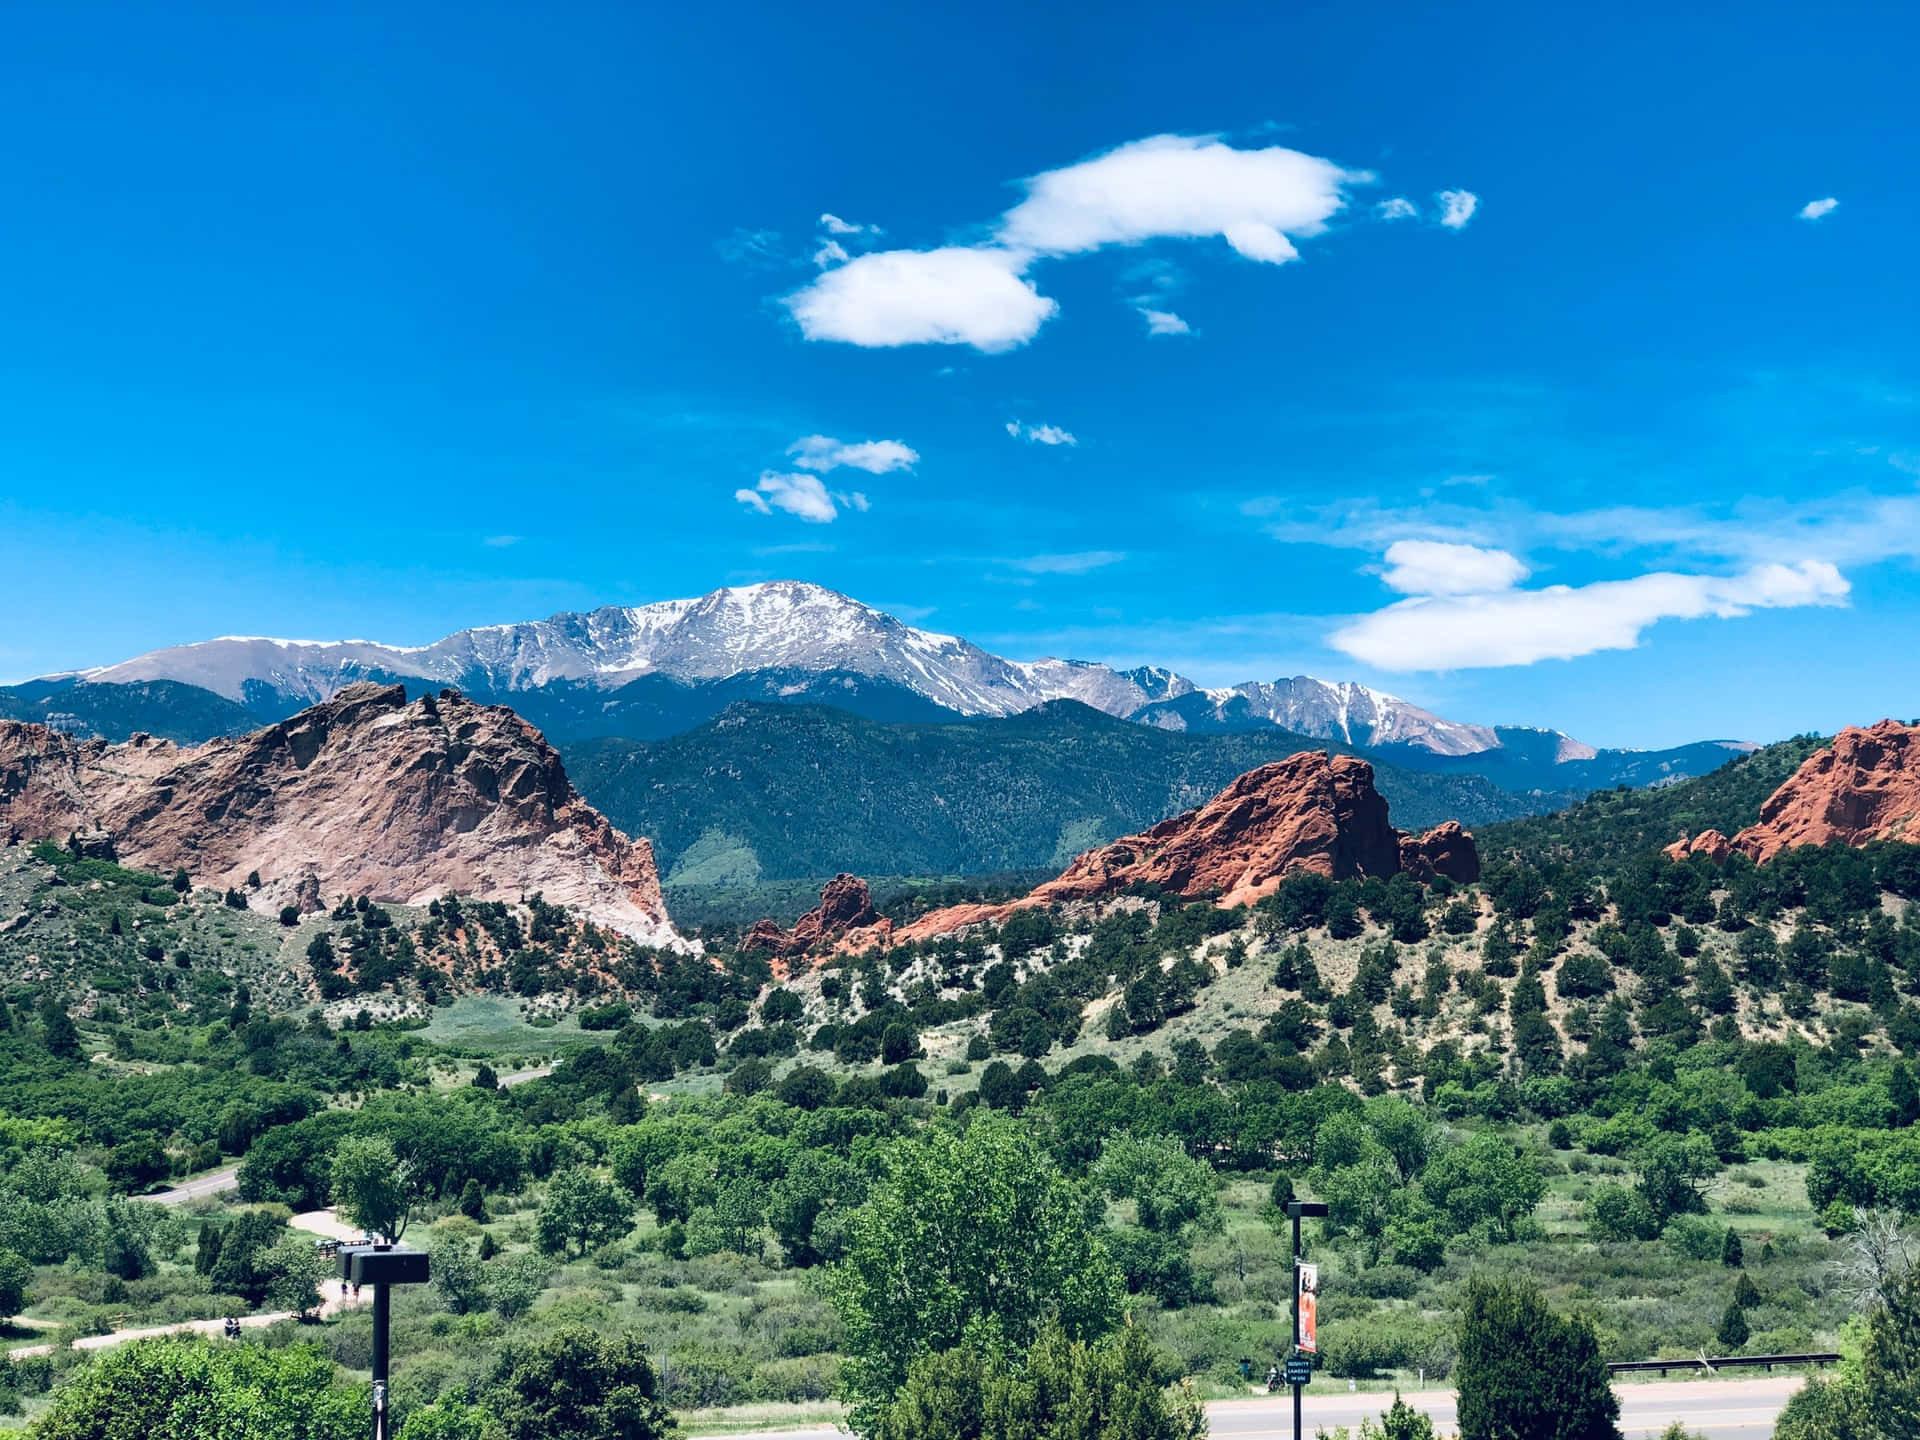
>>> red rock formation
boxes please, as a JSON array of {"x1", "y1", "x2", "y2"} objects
[
  {"x1": 0, "y1": 683, "x2": 678, "y2": 944},
  {"x1": 1662, "y1": 829, "x2": 1733, "y2": 864},
  {"x1": 900, "y1": 751, "x2": 1479, "y2": 940},
  {"x1": 1732, "y1": 720, "x2": 1920, "y2": 862},
  {"x1": 1399, "y1": 820, "x2": 1482, "y2": 883},
  {"x1": 746, "y1": 873, "x2": 894, "y2": 958}
]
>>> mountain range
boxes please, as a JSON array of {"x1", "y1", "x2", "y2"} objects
[
  {"x1": 21, "y1": 580, "x2": 1752, "y2": 795},
  {"x1": 561, "y1": 699, "x2": 1574, "y2": 891}
]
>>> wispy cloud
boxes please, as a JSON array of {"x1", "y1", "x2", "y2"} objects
[
  {"x1": 787, "y1": 435, "x2": 919, "y2": 473},
  {"x1": 820, "y1": 213, "x2": 882, "y2": 237},
  {"x1": 716, "y1": 228, "x2": 786, "y2": 268},
  {"x1": 1375, "y1": 197, "x2": 1417, "y2": 221},
  {"x1": 1252, "y1": 485, "x2": 1920, "y2": 569},
  {"x1": 482, "y1": 535, "x2": 521, "y2": 548},
  {"x1": 1005, "y1": 420, "x2": 1078, "y2": 446},
  {"x1": 1140, "y1": 308, "x2": 1192, "y2": 336},
  {"x1": 1436, "y1": 190, "x2": 1479, "y2": 230},
  {"x1": 1008, "y1": 551, "x2": 1126, "y2": 574},
  {"x1": 1799, "y1": 197, "x2": 1840, "y2": 221},
  {"x1": 785, "y1": 133, "x2": 1391, "y2": 351}
]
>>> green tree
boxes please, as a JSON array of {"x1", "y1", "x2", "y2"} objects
[
  {"x1": 1455, "y1": 1276, "x2": 1620, "y2": 1440},
  {"x1": 396, "y1": 1399, "x2": 497, "y2": 1440},
  {"x1": 767, "y1": 1149, "x2": 867, "y2": 1267},
  {"x1": 31, "y1": 1337, "x2": 364, "y2": 1440},
  {"x1": 1862, "y1": 1268, "x2": 1920, "y2": 1440},
  {"x1": 488, "y1": 1252, "x2": 548, "y2": 1323},
  {"x1": 432, "y1": 1231, "x2": 489, "y2": 1315},
  {"x1": 1721, "y1": 1227, "x2": 1744, "y2": 1268},
  {"x1": 871, "y1": 1321, "x2": 1204, "y2": 1440},
  {"x1": 104, "y1": 1135, "x2": 171, "y2": 1194},
  {"x1": 1716, "y1": 1301, "x2": 1749, "y2": 1351},
  {"x1": 208, "y1": 1210, "x2": 290, "y2": 1305},
  {"x1": 1093, "y1": 1133, "x2": 1222, "y2": 1237},
  {"x1": 1420, "y1": 1132, "x2": 1546, "y2": 1241},
  {"x1": 486, "y1": 1327, "x2": 677, "y2": 1440},
  {"x1": 0, "y1": 1249, "x2": 29, "y2": 1321},
  {"x1": 262, "y1": 1232, "x2": 326, "y2": 1316},
  {"x1": 609, "y1": 1121, "x2": 684, "y2": 1203},
  {"x1": 1632, "y1": 1132, "x2": 1717, "y2": 1232},
  {"x1": 823, "y1": 1114, "x2": 1123, "y2": 1426},
  {"x1": 537, "y1": 1167, "x2": 632, "y2": 1257},
  {"x1": 330, "y1": 1134, "x2": 414, "y2": 1240},
  {"x1": 1586, "y1": 1185, "x2": 1658, "y2": 1242},
  {"x1": 39, "y1": 999, "x2": 81, "y2": 1060}
]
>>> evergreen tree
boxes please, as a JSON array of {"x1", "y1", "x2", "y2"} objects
[
  {"x1": 1891, "y1": 1062, "x2": 1920, "y2": 1128},
  {"x1": 1456, "y1": 1276, "x2": 1620, "y2": 1440},
  {"x1": 1716, "y1": 1301, "x2": 1749, "y2": 1351},
  {"x1": 39, "y1": 998, "x2": 81, "y2": 1060},
  {"x1": 1721, "y1": 1227, "x2": 1744, "y2": 1268},
  {"x1": 194, "y1": 1222, "x2": 223, "y2": 1277},
  {"x1": 1862, "y1": 1268, "x2": 1920, "y2": 1440},
  {"x1": 1732, "y1": 1273, "x2": 1762, "y2": 1309}
]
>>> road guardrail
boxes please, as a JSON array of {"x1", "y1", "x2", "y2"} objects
[{"x1": 1608, "y1": 1353, "x2": 1841, "y2": 1377}]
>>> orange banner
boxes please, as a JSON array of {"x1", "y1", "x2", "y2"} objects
[{"x1": 1296, "y1": 1262, "x2": 1319, "y2": 1353}]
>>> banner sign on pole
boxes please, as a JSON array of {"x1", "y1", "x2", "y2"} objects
[{"x1": 1295, "y1": 1262, "x2": 1319, "y2": 1354}]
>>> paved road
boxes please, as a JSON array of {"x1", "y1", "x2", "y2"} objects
[
  {"x1": 148, "y1": 1163, "x2": 241, "y2": 1206},
  {"x1": 690, "y1": 1376, "x2": 1808, "y2": 1440},
  {"x1": 1207, "y1": 1377, "x2": 1804, "y2": 1440}
]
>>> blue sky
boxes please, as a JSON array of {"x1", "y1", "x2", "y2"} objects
[{"x1": 3, "y1": 0, "x2": 1917, "y2": 748}]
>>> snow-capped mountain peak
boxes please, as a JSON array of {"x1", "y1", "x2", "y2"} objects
[{"x1": 71, "y1": 580, "x2": 1519, "y2": 756}]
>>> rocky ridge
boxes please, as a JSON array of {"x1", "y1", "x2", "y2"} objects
[
  {"x1": 0, "y1": 683, "x2": 679, "y2": 944},
  {"x1": 1728, "y1": 719, "x2": 1920, "y2": 862},
  {"x1": 892, "y1": 751, "x2": 1480, "y2": 944},
  {"x1": 744, "y1": 874, "x2": 895, "y2": 962}
]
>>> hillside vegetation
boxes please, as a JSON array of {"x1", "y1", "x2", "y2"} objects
[
  {"x1": 563, "y1": 700, "x2": 1574, "y2": 884},
  {"x1": 1476, "y1": 734, "x2": 1833, "y2": 872},
  {"x1": 3, "y1": 725, "x2": 1917, "y2": 1438}
]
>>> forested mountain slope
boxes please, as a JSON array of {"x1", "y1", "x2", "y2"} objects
[
  {"x1": 1475, "y1": 734, "x2": 1833, "y2": 874},
  {"x1": 563, "y1": 700, "x2": 1571, "y2": 884}
]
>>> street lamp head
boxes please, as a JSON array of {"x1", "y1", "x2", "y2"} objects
[
  {"x1": 338, "y1": 1243, "x2": 431, "y2": 1287},
  {"x1": 1285, "y1": 1200, "x2": 1330, "y2": 1219}
]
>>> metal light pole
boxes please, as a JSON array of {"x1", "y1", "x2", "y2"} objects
[
  {"x1": 1285, "y1": 1200, "x2": 1329, "y2": 1440},
  {"x1": 339, "y1": 1243, "x2": 430, "y2": 1440}
]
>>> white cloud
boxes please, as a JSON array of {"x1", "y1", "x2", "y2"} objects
[
  {"x1": 1375, "y1": 197, "x2": 1417, "y2": 221},
  {"x1": 1379, "y1": 539, "x2": 1530, "y2": 595},
  {"x1": 786, "y1": 435, "x2": 919, "y2": 473},
  {"x1": 819, "y1": 213, "x2": 880, "y2": 236},
  {"x1": 1139, "y1": 308, "x2": 1191, "y2": 336},
  {"x1": 735, "y1": 471, "x2": 848, "y2": 524},
  {"x1": 1331, "y1": 558, "x2": 1849, "y2": 670},
  {"x1": 785, "y1": 133, "x2": 1371, "y2": 351},
  {"x1": 1799, "y1": 197, "x2": 1840, "y2": 221},
  {"x1": 786, "y1": 246, "x2": 1057, "y2": 350},
  {"x1": 997, "y1": 133, "x2": 1355, "y2": 261},
  {"x1": 1010, "y1": 551, "x2": 1125, "y2": 574},
  {"x1": 1436, "y1": 190, "x2": 1479, "y2": 230},
  {"x1": 813, "y1": 238, "x2": 850, "y2": 268},
  {"x1": 1006, "y1": 421, "x2": 1078, "y2": 446}
]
